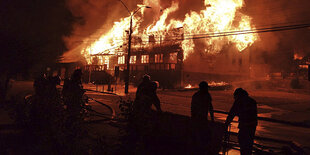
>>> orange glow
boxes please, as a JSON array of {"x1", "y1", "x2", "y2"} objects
[
  {"x1": 181, "y1": 0, "x2": 258, "y2": 58},
  {"x1": 76, "y1": 0, "x2": 258, "y2": 64},
  {"x1": 208, "y1": 81, "x2": 229, "y2": 87},
  {"x1": 294, "y1": 53, "x2": 303, "y2": 60},
  {"x1": 185, "y1": 84, "x2": 192, "y2": 89}
]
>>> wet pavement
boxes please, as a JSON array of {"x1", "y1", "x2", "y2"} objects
[
  {"x1": 5, "y1": 81, "x2": 310, "y2": 153},
  {"x1": 83, "y1": 84, "x2": 310, "y2": 151}
]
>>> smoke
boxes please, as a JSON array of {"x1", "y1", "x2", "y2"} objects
[
  {"x1": 66, "y1": 0, "x2": 144, "y2": 37},
  {"x1": 62, "y1": 0, "x2": 144, "y2": 62},
  {"x1": 62, "y1": 0, "x2": 204, "y2": 62},
  {"x1": 243, "y1": 0, "x2": 310, "y2": 71},
  {"x1": 63, "y1": 0, "x2": 310, "y2": 73}
]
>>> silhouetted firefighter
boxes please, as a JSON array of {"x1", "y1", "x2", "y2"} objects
[
  {"x1": 62, "y1": 69, "x2": 86, "y2": 117},
  {"x1": 31, "y1": 73, "x2": 62, "y2": 132},
  {"x1": 134, "y1": 74, "x2": 162, "y2": 113},
  {"x1": 191, "y1": 81, "x2": 215, "y2": 154},
  {"x1": 225, "y1": 88, "x2": 258, "y2": 155},
  {"x1": 33, "y1": 73, "x2": 47, "y2": 96},
  {"x1": 126, "y1": 75, "x2": 161, "y2": 153}
]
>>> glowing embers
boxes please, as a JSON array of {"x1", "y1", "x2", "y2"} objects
[
  {"x1": 185, "y1": 84, "x2": 192, "y2": 89},
  {"x1": 208, "y1": 81, "x2": 229, "y2": 87},
  {"x1": 183, "y1": 81, "x2": 231, "y2": 90},
  {"x1": 294, "y1": 53, "x2": 303, "y2": 60}
]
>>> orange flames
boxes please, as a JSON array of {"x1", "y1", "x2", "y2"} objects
[
  {"x1": 185, "y1": 84, "x2": 192, "y2": 89},
  {"x1": 77, "y1": 0, "x2": 258, "y2": 64},
  {"x1": 294, "y1": 53, "x2": 303, "y2": 60}
]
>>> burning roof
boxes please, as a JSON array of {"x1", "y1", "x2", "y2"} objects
[{"x1": 63, "y1": 0, "x2": 258, "y2": 64}]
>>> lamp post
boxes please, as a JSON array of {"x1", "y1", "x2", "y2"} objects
[{"x1": 118, "y1": 0, "x2": 151, "y2": 94}]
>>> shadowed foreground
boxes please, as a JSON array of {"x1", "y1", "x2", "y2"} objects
[{"x1": 119, "y1": 110, "x2": 225, "y2": 155}]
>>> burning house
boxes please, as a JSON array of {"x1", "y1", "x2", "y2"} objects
[
  {"x1": 85, "y1": 28, "x2": 184, "y2": 88},
  {"x1": 62, "y1": 0, "x2": 259, "y2": 88}
]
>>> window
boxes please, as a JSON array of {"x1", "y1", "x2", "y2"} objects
[
  {"x1": 171, "y1": 64, "x2": 176, "y2": 70},
  {"x1": 130, "y1": 56, "x2": 136, "y2": 64},
  {"x1": 118, "y1": 56, "x2": 125, "y2": 64},
  {"x1": 92, "y1": 56, "x2": 99, "y2": 65},
  {"x1": 155, "y1": 54, "x2": 164, "y2": 63},
  {"x1": 104, "y1": 58, "x2": 109, "y2": 69},
  {"x1": 141, "y1": 55, "x2": 149, "y2": 63},
  {"x1": 169, "y1": 53, "x2": 177, "y2": 63},
  {"x1": 99, "y1": 56, "x2": 103, "y2": 65}
]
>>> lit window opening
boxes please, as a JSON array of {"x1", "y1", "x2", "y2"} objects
[
  {"x1": 130, "y1": 56, "x2": 136, "y2": 64},
  {"x1": 141, "y1": 55, "x2": 149, "y2": 63},
  {"x1": 118, "y1": 56, "x2": 125, "y2": 64},
  {"x1": 155, "y1": 54, "x2": 164, "y2": 63}
]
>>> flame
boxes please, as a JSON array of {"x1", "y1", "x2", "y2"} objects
[
  {"x1": 181, "y1": 0, "x2": 258, "y2": 58},
  {"x1": 294, "y1": 53, "x2": 303, "y2": 60},
  {"x1": 73, "y1": 0, "x2": 258, "y2": 64},
  {"x1": 82, "y1": 15, "x2": 141, "y2": 64},
  {"x1": 208, "y1": 81, "x2": 229, "y2": 87},
  {"x1": 185, "y1": 84, "x2": 192, "y2": 89},
  {"x1": 184, "y1": 81, "x2": 228, "y2": 88},
  {"x1": 145, "y1": 2, "x2": 179, "y2": 34}
]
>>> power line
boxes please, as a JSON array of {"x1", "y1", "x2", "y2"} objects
[
  {"x1": 82, "y1": 22, "x2": 310, "y2": 54},
  {"x1": 141, "y1": 23, "x2": 310, "y2": 43},
  {"x1": 70, "y1": 21, "x2": 310, "y2": 43},
  {"x1": 182, "y1": 22, "x2": 310, "y2": 37}
]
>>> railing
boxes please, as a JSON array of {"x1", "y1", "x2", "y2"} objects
[
  {"x1": 213, "y1": 110, "x2": 310, "y2": 128},
  {"x1": 214, "y1": 110, "x2": 308, "y2": 154}
]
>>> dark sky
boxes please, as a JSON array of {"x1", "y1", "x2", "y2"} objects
[
  {"x1": 2, "y1": 0, "x2": 309, "y2": 72},
  {"x1": 0, "y1": 0, "x2": 76, "y2": 74}
]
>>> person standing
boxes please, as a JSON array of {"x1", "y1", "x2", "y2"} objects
[
  {"x1": 62, "y1": 69, "x2": 86, "y2": 117},
  {"x1": 225, "y1": 88, "x2": 258, "y2": 155},
  {"x1": 191, "y1": 81, "x2": 215, "y2": 122},
  {"x1": 191, "y1": 81, "x2": 215, "y2": 153},
  {"x1": 134, "y1": 74, "x2": 161, "y2": 113}
]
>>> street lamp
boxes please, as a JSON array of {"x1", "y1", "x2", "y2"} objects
[{"x1": 118, "y1": 0, "x2": 151, "y2": 94}]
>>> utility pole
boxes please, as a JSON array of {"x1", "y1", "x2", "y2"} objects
[
  {"x1": 118, "y1": 0, "x2": 151, "y2": 94},
  {"x1": 125, "y1": 16, "x2": 133, "y2": 94}
]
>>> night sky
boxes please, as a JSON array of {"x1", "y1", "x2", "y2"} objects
[{"x1": 1, "y1": 0, "x2": 310, "y2": 72}]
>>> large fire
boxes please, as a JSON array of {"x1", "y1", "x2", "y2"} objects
[{"x1": 78, "y1": 0, "x2": 258, "y2": 64}]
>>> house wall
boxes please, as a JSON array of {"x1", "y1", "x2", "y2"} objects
[{"x1": 183, "y1": 48, "x2": 251, "y2": 84}]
